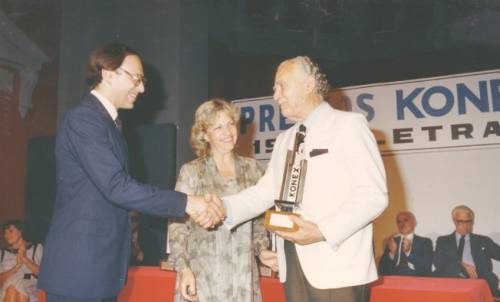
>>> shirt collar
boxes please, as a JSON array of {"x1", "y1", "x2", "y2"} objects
[
  {"x1": 455, "y1": 232, "x2": 470, "y2": 240},
  {"x1": 399, "y1": 233, "x2": 414, "y2": 241},
  {"x1": 91, "y1": 90, "x2": 118, "y2": 120},
  {"x1": 302, "y1": 101, "x2": 328, "y2": 129}
]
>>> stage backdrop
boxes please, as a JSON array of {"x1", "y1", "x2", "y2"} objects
[{"x1": 232, "y1": 69, "x2": 500, "y2": 277}]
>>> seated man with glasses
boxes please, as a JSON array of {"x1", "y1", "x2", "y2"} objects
[{"x1": 434, "y1": 205, "x2": 500, "y2": 296}]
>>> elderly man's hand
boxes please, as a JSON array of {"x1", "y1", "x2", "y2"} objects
[
  {"x1": 385, "y1": 234, "x2": 398, "y2": 257},
  {"x1": 274, "y1": 215, "x2": 325, "y2": 245},
  {"x1": 186, "y1": 194, "x2": 226, "y2": 228},
  {"x1": 462, "y1": 262, "x2": 478, "y2": 279}
]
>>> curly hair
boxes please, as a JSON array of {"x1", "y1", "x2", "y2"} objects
[
  {"x1": 288, "y1": 56, "x2": 330, "y2": 96},
  {"x1": 85, "y1": 43, "x2": 140, "y2": 89},
  {"x1": 190, "y1": 98, "x2": 240, "y2": 158}
]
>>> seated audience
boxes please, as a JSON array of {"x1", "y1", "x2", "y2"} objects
[
  {"x1": 129, "y1": 210, "x2": 169, "y2": 266},
  {"x1": 130, "y1": 210, "x2": 144, "y2": 265},
  {"x1": 379, "y1": 211, "x2": 433, "y2": 276},
  {"x1": 434, "y1": 205, "x2": 500, "y2": 296},
  {"x1": 0, "y1": 220, "x2": 43, "y2": 302}
]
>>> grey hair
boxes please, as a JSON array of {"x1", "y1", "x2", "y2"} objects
[
  {"x1": 397, "y1": 211, "x2": 416, "y2": 223},
  {"x1": 292, "y1": 56, "x2": 330, "y2": 96},
  {"x1": 451, "y1": 204, "x2": 475, "y2": 221}
]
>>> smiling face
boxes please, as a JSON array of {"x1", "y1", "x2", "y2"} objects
[
  {"x1": 273, "y1": 61, "x2": 314, "y2": 122},
  {"x1": 107, "y1": 54, "x2": 145, "y2": 110},
  {"x1": 396, "y1": 212, "x2": 416, "y2": 236},
  {"x1": 204, "y1": 111, "x2": 238, "y2": 156}
]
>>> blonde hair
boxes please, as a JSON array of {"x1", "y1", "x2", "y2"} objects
[{"x1": 190, "y1": 98, "x2": 240, "y2": 157}]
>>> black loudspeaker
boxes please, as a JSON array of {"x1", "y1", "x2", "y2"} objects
[
  {"x1": 125, "y1": 123, "x2": 178, "y2": 265},
  {"x1": 26, "y1": 136, "x2": 56, "y2": 244},
  {"x1": 126, "y1": 123, "x2": 177, "y2": 190}
]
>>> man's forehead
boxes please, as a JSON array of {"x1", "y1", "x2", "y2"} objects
[
  {"x1": 275, "y1": 61, "x2": 301, "y2": 80},
  {"x1": 397, "y1": 213, "x2": 413, "y2": 221},
  {"x1": 122, "y1": 55, "x2": 144, "y2": 73},
  {"x1": 454, "y1": 210, "x2": 472, "y2": 218}
]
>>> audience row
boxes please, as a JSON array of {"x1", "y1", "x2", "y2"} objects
[{"x1": 379, "y1": 205, "x2": 500, "y2": 296}]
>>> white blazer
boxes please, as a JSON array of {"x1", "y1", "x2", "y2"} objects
[{"x1": 225, "y1": 102, "x2": 388, "y2": 289}]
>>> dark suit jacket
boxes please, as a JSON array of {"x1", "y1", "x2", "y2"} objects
[
  {"x1": 434, "y1": 232, "x2": 500, "y2": 296},
  {"x1": 379, "y1": 234, "x2": 433, "y2": 276},
  {"x1": 38, "y1": 94, "x2": 187, "y2": 298}
]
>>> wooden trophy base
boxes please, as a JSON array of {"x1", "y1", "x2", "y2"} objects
[{"x1": 264, "y1": 210, "x2": 300, "y2": 232}]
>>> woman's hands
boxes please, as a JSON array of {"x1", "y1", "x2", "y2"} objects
[
  {"x1": 15, "y1": 241, "x2": 26, "y2": 268},
  {"x1": 259, "y1": 249, "x2": 279, "y2": 272},
  {"x1": 179, "y1": 268, "x2": 198, "y2": 301}
]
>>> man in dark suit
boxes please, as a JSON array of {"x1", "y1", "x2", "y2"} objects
[
  {"x1": 434, "y1": 205, "x2": 500, "y2": 296},
  {"x1": 38, "y1": 43, "x2": 224, "y2": 302},
  {"x1": 379, "y1": 211, "x2": 433, "y2": 276}
]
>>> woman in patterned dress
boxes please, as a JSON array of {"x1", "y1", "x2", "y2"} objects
[{"x1": 168, "y1": 98, "x2": 278, "y2": 302}]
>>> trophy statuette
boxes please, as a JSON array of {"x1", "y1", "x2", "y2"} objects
[{"x1": 264, "y1": 125, "x2": 307, "y2": 232}]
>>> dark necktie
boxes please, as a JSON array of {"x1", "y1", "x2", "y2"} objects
[
  {"x1": 114, "y1": 117, "x2": 122, "y2": 132},
  {"x1": 457, "y1": 235, "x2": 469, "y2": 278},
  {"x1": 457, "y1": 235, "x2": 465, "y2": 260},
  {"x1": 298, "y1": 124, "x2": 307, "y2": 143},
  {"x1": 293, "y1": 124, "x2": 307, "y2": 152}
]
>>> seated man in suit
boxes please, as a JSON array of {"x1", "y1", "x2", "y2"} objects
[
  {"x1": 379, "y1": 211, "x2": 433, "y2": 276},
  {"x1": 434, "y1": 205, "x2": 500, "y2": 296}
]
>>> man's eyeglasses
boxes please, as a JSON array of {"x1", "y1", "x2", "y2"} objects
[{"x1": 117, "y1": 67, "x2": 147, "y2": 86}]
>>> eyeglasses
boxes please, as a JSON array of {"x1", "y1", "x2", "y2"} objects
[{"x1": 117, "y1": 67, "x2": 147, "y2": 86}]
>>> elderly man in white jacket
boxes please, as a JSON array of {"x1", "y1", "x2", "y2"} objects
[{"x1": 222, "y1": 56, "x2": 388, "y2": 302}]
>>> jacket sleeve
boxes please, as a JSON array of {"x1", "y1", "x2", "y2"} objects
[
  {"x1": 224, "y1": 133, "x2": 285, "y2": 228},
  {"x1": 409, "y1": 238, "x2": 433, "y2": 276},
  {"x1": 379, "y1": 247, "x2": 396, "y2": 275},
  {"x1": 433, "y1": 236, "x2": 461, "y2": 277},
  {"x1": 65, "y1": 110, "x2": 187, "y2": 218}
]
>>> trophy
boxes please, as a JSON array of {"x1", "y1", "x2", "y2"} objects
[{"x1": 264, "y1": 125, "x2": 307, "y2": 232}]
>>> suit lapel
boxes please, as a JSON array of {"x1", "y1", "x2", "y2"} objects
[
  {"x1": 470, "y1": 234, "x2": 480, "y2": 265},
  {"x1": 86, "y1": 94, "x2": 129, "y2": 171},
  {"x1": 303, "y1": 104, "x2": 335, "y2": 157}
]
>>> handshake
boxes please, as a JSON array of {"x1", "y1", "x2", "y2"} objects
[{"x1": 185, "y1": 194, "x2": 226, "y2": 228}]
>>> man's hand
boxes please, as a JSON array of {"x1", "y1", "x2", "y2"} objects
[
  {"x1": 186, "y1": 194, "x2": 226, "y2": 228},
  {"x1": 462, "y1": 262, "x2": 478, "y2": 279},
  {"x1": 259, "y1": 250, "x2": 279, "y2": 272},
  {"x1": 274, "y1": 215, "x2": 325, "y2": 245},
  {"x1": 179, "y1": 268, "x2": 198, "y2": 302},
  {"x1": 386, "y1": 234, "x2": 398, "y2": 257},
  {"x1": 401, "y1": 237, "x2": 412, "y2": 254}
]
